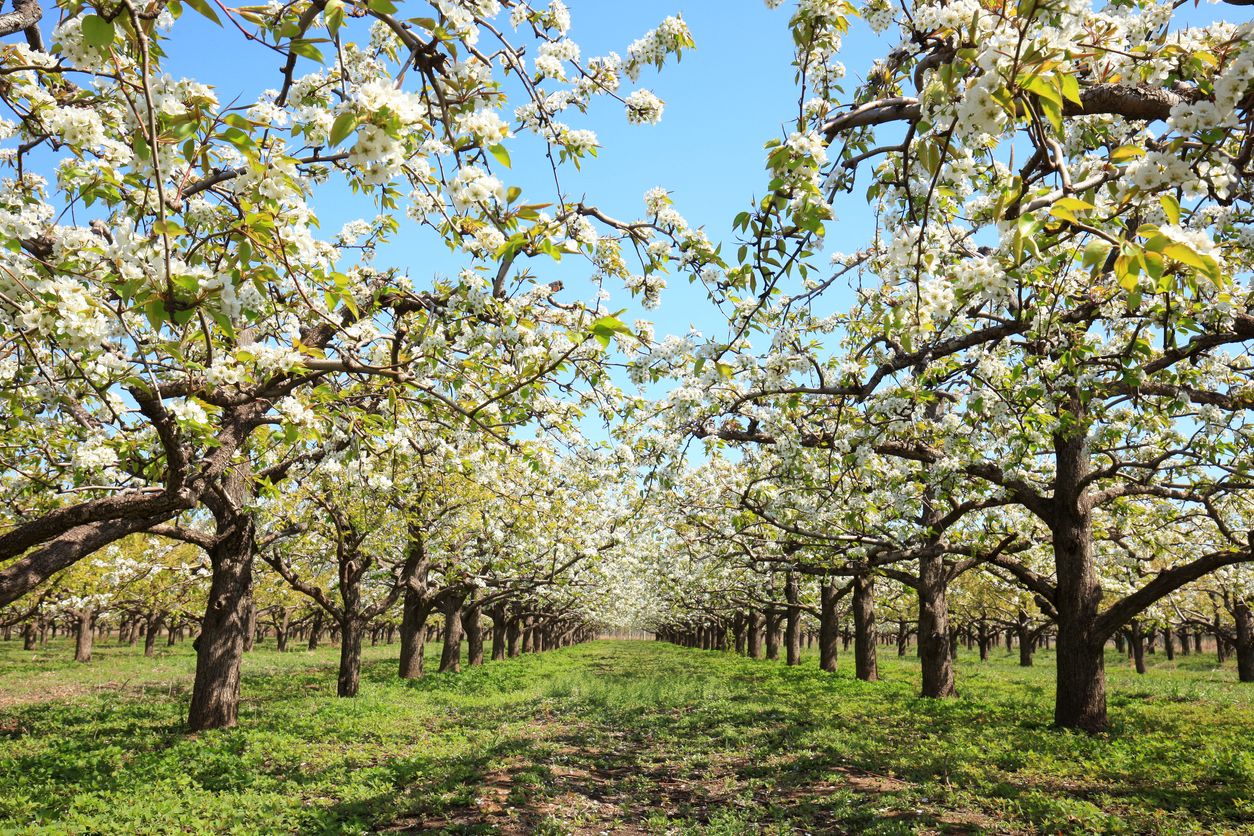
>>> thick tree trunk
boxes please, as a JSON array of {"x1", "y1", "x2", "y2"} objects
[
  {"x1": 853, "y1": 574, "x2": 878, "y2": 682},
  {"x1": 1163, "y1": 626, "x2": 1175, "y2": 661},
  {"x1": 1235, "y1": 598, "x2": 1254, "y2": 683},
  {"x1": 507, "y1": 611, "x2": 522, "y2": 657},
  {"x1": 188, "y1": 502, "x2": 255, "y2": 732},
  {"x1": 275, "y1": 610, "x2": 290, "y2": 653},
  {"x1": 1129, "y1": 620, "x2": 1147, "y2": 674},
  {"x1": 764, "y1": 605, "x2": 781, "y2": 661},
  {"x1": 242, "y1": 599, "x2": 258, "y2": 652},
  {"x1": 144, "y1": 611, "x2": 163, "y2": 657},
  {"x1": 74, "y1": 607, "x2": 95, "y2": 663},
  {"x1": 784, "y1": 573, "x2": 801, "y2": 666},
  {"x1": 819, "y1": 580, "x2": 839, "y2": 673},
  {"x1": 307, "y1": 609, "x2": 323, "y2": 651},
  {"x1": 491, "y1": 603, "x2": 507, "y2": 661},
  {"x1": 338, "y1": 618, "x2": 365, "y2": 697},
  {"x1": 917, "y1": 554, "x2": 955, "y2": 697},
  {"x1": 1178, "y1": 627, "x2": 1191, "y2": 655},
  {"x1": 746, "y1": 609, "x2": 762, "y2": 659},
  {"x1": 438, "y1": 592, "x2": 466, "y2": 673},
  {"x1": 732, "y1": 610, "x2": 747, "y2": 655},
  {"x1": 1017, "y1": 608, "x2": 1034, "y2": 667},
  {"x1": 23, "y1": 621, "x2": 36, "y2": 650},
  {"x1": 977, "y1": 618, "x2": 991, "y2": 662},
  {"x1": 463, "y1": 591, "x2": 484, "y2": 667},
  {"x1": 398, "y1": 586, "x2": 433, "y2": 679},
  {"x1": 1050, "y1": 425, "x2": 1107, "y2": 732}
]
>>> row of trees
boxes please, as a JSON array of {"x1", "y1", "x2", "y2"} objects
[{"x1": 6, "y1": 0, "x2": 1254, "y2": 737}]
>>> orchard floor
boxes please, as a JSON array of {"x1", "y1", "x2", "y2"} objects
[{"x1": 0, "y1": 639, "x2": 1252, "y2": 835}]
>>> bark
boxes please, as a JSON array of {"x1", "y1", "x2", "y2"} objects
[
  {"x1": 338, "y1": 618, "x2": 365, "y2": 697},
  {"x1": 746, "y1": 609, "x2": 762, "y2": 658},
  {"x1": 732, "y1": 610, "x2": 747, "y2": 655},
  {"x1": 1050, "y1": 424, "x2": 1107, "y2": 732},
  {"x1": 917, "y1": 552, "x2": 955, "y2": 697},
  {"x1": 491, "y1": 603, "x2": 507, "y2": 661},
  {"x1": 853, "y1": 574, "x2": 878, "y2": 682},
  {"x1": 1017, "y1": 608, "x2": 1035, "y2": 667},
  {"x1": 438, "y1": 591, "x2": 466, "y2": 673},
  {"x1": 144, "y1": 611, "x2": 163, "y2": 657},
  {"x1": 242, "y1": 599, "x2": 258, "y2": 653},
  {"x1": 187, "y1": 504, "x2": 255, "y2": 732},
  {"x1": 22, "y1": 621, "x2": 36, "y2": 650},
  {"x1": 819, "y1": 580, "x2": 840, "y2": 673},
  {"x1": 74, "y1": 607, "x2": 95, "y2": 663},
  {"x1": 1163, "y1": 626, "x2": 1175, "y2": 661},
  {"x1": 463, "y1": 590, "x2": 484, "y2": 667},
  {"x1": 521, "y1": 615, "x2": 534, "y2": 654},
  {"x1": 308, "y1": 609, "x2": 323, "y2": 651},
  {"x1": 1235, "y1": 598, "x2": 1254, "y2": 683},
  {"x1": 784, "y1": 573, "x2": 801, "y2": 666},
  {"x1": 507, "y1": 609, "x2": 522, "y2": 657},
  {"x1": 398, "y1": 587, "x2": 433, "y2": 679},
  {"x1": 764, "y1": 604, "x2": 781, "y2": 661},
  {"x1": 275, "y1": 610, "x2": 290, "y2": 653},
  {"x1": 1129, "y1": 620, "x2": 1147, "y2": 675}
]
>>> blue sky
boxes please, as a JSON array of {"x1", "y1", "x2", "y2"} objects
[{"x1": 159, "y1": 1, "x2": 892, "y2": 349}]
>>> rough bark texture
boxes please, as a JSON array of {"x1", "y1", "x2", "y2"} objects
[
  {"x1": 784, "y1": 573, "x2": 802, "y2": 666},
  {"x1": 853, "y1": 574, "x2": 878, "y2": 682},
  {"x1": 1050, "y1": 424, "x2": 1108, "y2": 732},
  {"x1": 338, "y1": 618, "x2": 365, "y2": 697},
  {"x1": 308, "y1": 609, "x2": 323, "y2": 651},
  {"x1": 917, "y1": 553, "x2": 955, "y2": 697},
  {"x1": 1236, "y1": 598, "x2": 1254, "y2": 683},
  {"x1": 144, "y1": 612, "x2": 163, "y2": 657},
  {"x1": 74, "y1": 607, "x2": 94, "y2": 663},
  {"x1": 463, "y1": 592, "x2": 484, "y2": 667},
  {"x1": 764, "y1": 605, "x2": 781, "y2": 661},
  {"x1": 819, "y1": 580, "x2": 839, "y2": 673},
  {"x1": 1017, "y1": 608, "x2": 1035, "y2": 667},
  {"x1": 1129, "y1": 620, "x2": 1147, "y2": 675},
  {"x1": 187, "y1": 506, "x2": 255, "y2": 731},
  {"x1": 491, "y1": 603, "x2": 507, "y2": 661},
  {"x1": 746, "y1": 609, "x2": 762, "y2": 659},
  {"x1": 398, "y1": 587, "x2": 431, "y2": 679},
  {"x1": 438, "y1": 592, "x2": 465, "y2": 673}
]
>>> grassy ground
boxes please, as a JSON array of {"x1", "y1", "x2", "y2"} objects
[{"x1": 0, "y1": 636, "x2": 1251, "y2": 835}]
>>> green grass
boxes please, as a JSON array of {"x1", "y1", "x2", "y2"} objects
[{"x1": 0, "y1": 636, "x2": 1251, "y2": 835}]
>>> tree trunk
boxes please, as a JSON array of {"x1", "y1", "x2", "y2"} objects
[
  {"x1": 275, "y1": 610, "x2": 290, "y2": 653},
  {"x1": 338, "y1": 618, "x2": 364, "y2": 697},
  {"x1": 1016, "y1": 608, "x2": 1034, "y2": 667},
  {"x1": 23, "y1": 621, "x2": 36, "y2": 651},
  {"x1": 1178, "y1": 627, "x2": 1191, "y2": 655},
  {"x1": 764, "y1": 605, "x2": 781, "y2": 661},
  {"x1": 853, "y1": 574, "x2": 878, "y2": 682},
  {"x1": 398, "y1": 586, "x2": 433, "y2": 679},
  {"x1": 1049, "y1": 424, "x2": 1107, "y2": 732},
  {"x1": 732, "y1": 610, "x2": 747, "y2": 655},
  {"x1": 243, "y1": 599, "x2": 258, "y2": 653},
  {"x1": 74, "y1": 607, "x2": 95, "y2": 663},
  {"x1": 438, "y1": 592, "x2": 466, "y2": 673},
  {"x1": 144, "y1": 611, "x2": 163, "y2": 657},
  {"x1": 507, "y1": 610, "x2": 522, "y2": 657},
  {"x1": 1129, "y1": 620, "x2": 1147, "y2": 675},
  {"x1": 491, "y1": 603, "x2": 507, "y2": 661},
  {"x1": 188, "y1": 505, "x2": 255, "y2": 732},
  {"x1": 463, "y1": 590, "x2": 484, "y2": 667},
  {"x1": 746, "y1": 609, "x2": 762, "y2": 659},
  {"x1": 784, "y1": 573, "x2": 801, "y2": 666},
  {"x1": 819, "y1": 580, "x2": 839, "y2": 673},
  {"x1": 308, "y1": 609, "x2": 323, "y2": 651},
  {"x1": 1235, "y1": 598, "x2": 1254, "y2": 683},
  {"x1": 917, "y1": 553, "x2": 955, "y2": 697},
  {"x1": 977, "y1": 618, "x2": 991, "y2": 662},
  {"x1": 1163, "y1": 626, "x2": 1175, "y2": 661}
]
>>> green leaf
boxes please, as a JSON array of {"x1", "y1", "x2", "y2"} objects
[
  {"x1": 81, "y1": 15, "x2": 115, "y2": 49},
  {"x1": 369, "y1": 0, "x2": 398, "y2": 10},
  {"x1": 714, "y1": 362, "x2": 734, "y2": 380},
  {"x1": 488, "y1": 144, "x2": 512, "y2": 169},
  {"x1": 324, "y1": 0, "x2": 344, "y2": 35},
  {"x1": 329, "y1": 112, "x2": 360, "y2": 147},
  {"x1": 183, "y1": 0, "x2": 222, "y2": 25},
  {"x1": 506, "y1": 186, "x2": 522, "y2": 204},
  {"x1": 290, "y1": 39, "x2": 326, "y2": 63},
  {"x1": 1111, "y1": 145, "x2": 1145, "y2": 163},
  {"x1": 1082, "y1": 240, "x2": 1110, "y2": 270},
  {"x1": 1159, "y1": 193, "x2": 1181, "y2": 226}
]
